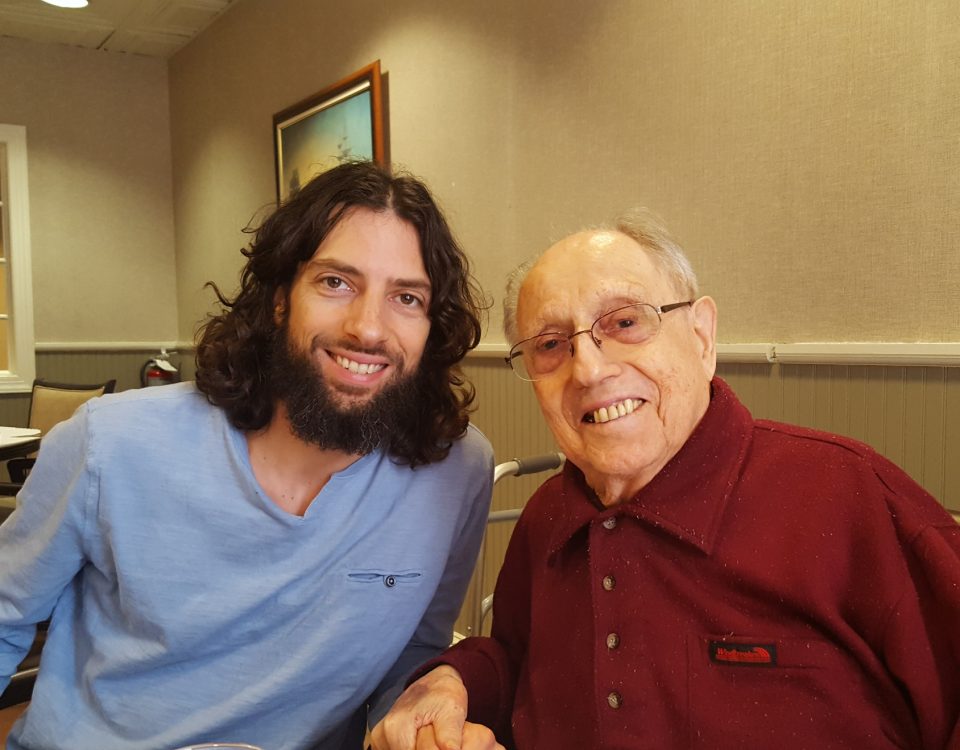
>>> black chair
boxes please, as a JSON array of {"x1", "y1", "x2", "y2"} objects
[{"x1": 6, "y1": 378, "x2": 116, "y2": 484}]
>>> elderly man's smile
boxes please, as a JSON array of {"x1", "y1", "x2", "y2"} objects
[{"x1": 582, "y1": 397, "x2": 646, "y2": 424}]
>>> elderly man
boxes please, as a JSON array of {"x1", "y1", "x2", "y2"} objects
[{"x1": 371, "y1": 211, "x2": 960, "y2": 749}]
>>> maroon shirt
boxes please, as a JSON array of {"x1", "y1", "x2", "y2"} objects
[{"x1": 425, "y1": 378, "x2": 960, "y2": 749}]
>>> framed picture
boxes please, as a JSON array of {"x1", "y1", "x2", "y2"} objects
[{"x1": 273, "y1": 60, "x2": 385, "y2": 202}]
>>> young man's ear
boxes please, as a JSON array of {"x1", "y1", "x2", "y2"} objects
[{"x1": 273, "y1": 288, "x2": 287, "y2": 326}]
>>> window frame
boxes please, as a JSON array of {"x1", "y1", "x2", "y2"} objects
[{"x1": 0, "y1": 124, "x2": 36, "y2": 393}]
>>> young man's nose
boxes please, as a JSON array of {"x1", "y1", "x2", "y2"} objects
[{"x1": 343, "y1": 295, "x2": 388, "y2": 345}]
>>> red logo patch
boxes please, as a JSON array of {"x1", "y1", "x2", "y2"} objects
[{"x1": 709, "y1": 641, "x2": 777, "y2": 667}]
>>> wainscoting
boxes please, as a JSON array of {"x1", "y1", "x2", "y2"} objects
[
  {"x1": 465, "y1": 356, "x2": 960, "y2": 509},
  {"x1": 455, "y1": 356, "x2": 960, "y2": 635},
  {"x1": 0, "y1": 348, "x2": 183, "y2": 425},
  {"x1": 2, "y1": 348, "x2": 956, "y2": 636}
]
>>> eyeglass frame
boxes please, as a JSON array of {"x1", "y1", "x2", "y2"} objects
[{"x1": 504, "y1": 300, "x2": 694, "y2": 382}]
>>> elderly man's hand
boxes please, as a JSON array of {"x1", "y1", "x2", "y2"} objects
[
  {"x1": 412, "y1": 722, "x2": 503, "y2": 750},
  {"x1": 370, "y1": 665, "x2": 473, "y2": 750}
]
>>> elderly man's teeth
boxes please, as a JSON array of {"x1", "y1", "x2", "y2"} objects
[
  {"x1": 592, "y1": 399, "x2": 640, "y2": 424},
  {"x1": 335, "y1": 355, "x2": 386, "y2": 375}
]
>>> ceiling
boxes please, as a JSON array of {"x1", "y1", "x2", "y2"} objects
[{"x1": 0, "y1": 0, "x2": 236, "y2": 58}]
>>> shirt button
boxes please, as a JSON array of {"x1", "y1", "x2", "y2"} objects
[
  {"x1": 602, "y1": 575, "x2": 616, "y2": 591},
  {"x1": 384, "y1": 575, "x2": 396, "y2": 588},
  {"x1": 602, "y1": 516, "x2": 617, "y2": 530},
  {"x1": 606, "y1": 633, "x2": 620, "y2": 650},
  {"x1": 607, "y1": 691, "x2": 622, "y2": 709}
]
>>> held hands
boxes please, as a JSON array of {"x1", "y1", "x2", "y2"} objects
[
  {"x1": 370, "y1": 666, "x2": 502, "y2": 750},
  {"x1": 411, "y1": 722, "x2": 503, "y2": 750}
]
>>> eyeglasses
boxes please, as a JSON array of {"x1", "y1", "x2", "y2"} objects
[{"x1": 505, "y1": 301, "x2": 693, "y2": 382}]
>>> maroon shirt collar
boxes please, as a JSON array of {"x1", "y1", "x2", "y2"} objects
[{"x1": 546, "y1": 377, "x2": 753, "y2": 558}]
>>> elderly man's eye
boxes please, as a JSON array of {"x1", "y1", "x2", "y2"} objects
[
  {"x1": 599, "y1": 310, "x2": 642, "y2": 337},
  {"x1": 536, "y1": 336, "x2": 563, "y2": 353},
  {"x1": 608, "y1": 311, "x2": 639, "y2": 329}
]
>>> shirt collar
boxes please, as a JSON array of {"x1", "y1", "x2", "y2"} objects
[{"x1": 546, "y1": 377, "x2": 754, "y2": 558}]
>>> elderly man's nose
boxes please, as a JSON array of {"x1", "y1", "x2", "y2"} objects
[
  {"x1": 570, "y1": 331, "x2": 616, "y2": 385},
  {"x1": 567, "y1": 329, "x2": 600, "y2": 355}
]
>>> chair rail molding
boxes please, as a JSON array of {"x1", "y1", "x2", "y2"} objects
[
  {"x1": 35, "y1": 341, "x2": 184, "y2": 353},
  {"x1": 470, "y1": 341, "x2": 960, "y2": 367}
]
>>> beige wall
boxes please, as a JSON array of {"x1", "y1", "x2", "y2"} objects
[
  {"x1": 0, "y1": 4, "x2": 954, "y2": 356},
  {"x1": 0, "y1": 36, "x2": 178, "y2": 344},
  {"x1": 164, "y1": 0, "x2": 960, "y2": 516},
  {"x1": 169, "y1": 0, "x2": 960, "y2": 347},
  {"x1": 1, "y1": 1, "x2": 957, "y2": 636}
]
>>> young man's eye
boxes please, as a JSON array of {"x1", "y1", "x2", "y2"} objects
[
  {"x1": 321, "y1": 276, "x2": 349, "y2": 291},
  {"x1": 397, "y1": 293, "x2": 422, "y2": 307}
]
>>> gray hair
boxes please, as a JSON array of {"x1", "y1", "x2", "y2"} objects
[
  {"x1": 503, "y1": 208, "x2": 700, "y2": 344},
  {"x1": 503, "y1": 257, "x2": 538, "y2": 345}
]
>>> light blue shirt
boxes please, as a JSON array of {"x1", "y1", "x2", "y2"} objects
[{"x1": 0, "y1": 383, "x2": 493, "y2": 749}]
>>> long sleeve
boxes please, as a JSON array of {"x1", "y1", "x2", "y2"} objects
[
  {"x1": 0, "y1": 407, "x2": 94, "y2": 689},
  {"x1": 412, "y1": 509, "x2": 534, "y2": 746},
  {"x1": 872, "y1": 457, "x2": 960, "y2": 749},
  {"x1": 398, "y1": 383, "x2": 960, "y2": 749},
  {"x1": 2, "y1": 385, "x2": 499, "y2": 750},
  {"x1": 367, "y1": 429, "x2": 495, "y2": 727}
]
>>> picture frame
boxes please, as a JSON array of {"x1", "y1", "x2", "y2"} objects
[{"x1": 273, "y1": 60, "x2": 385, "y2": 202}]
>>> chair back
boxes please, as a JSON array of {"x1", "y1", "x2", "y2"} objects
[{"x1": 28, "y1": 379, "x2": 117, "y2": 435}]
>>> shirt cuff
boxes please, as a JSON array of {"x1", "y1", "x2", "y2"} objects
[{"x1": 406, "y1": 639, "x2": 509, "y2": 729}]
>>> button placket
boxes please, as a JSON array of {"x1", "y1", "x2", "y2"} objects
[{"x1": 591, "y1": 516, "x2": 627, "y2": 730}]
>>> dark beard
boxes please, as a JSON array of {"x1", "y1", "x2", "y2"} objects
[{"x1": 269, "y1": 330, "x2": 425, "y2": 456}]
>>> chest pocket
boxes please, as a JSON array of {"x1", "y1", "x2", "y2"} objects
[
  {"x1": 347, "y1": 570, "x2": 423, "y2": 589},
  {"x1": 684, "y1": 633, "x2": 907, "y2": 748}
]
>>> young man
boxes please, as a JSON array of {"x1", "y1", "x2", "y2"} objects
[
  {"x1": 373, "y1": 210, "x2": 960, "y2": 750},
  {"x1": 0, "y1": 162, "x2": 494, "y2": 750}
]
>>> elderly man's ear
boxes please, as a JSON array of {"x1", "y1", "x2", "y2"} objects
[{"x1": 691, "y1": 296, "x2": 718, "y2": 380}]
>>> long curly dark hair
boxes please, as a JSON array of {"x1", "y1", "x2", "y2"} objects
[{"x1": 195, "y1": 161, "x2": 485, "y2": 466}]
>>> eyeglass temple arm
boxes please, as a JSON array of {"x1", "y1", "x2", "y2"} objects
[{"x1": 659, "y1": 300, "x2": 694, "y2": 314}]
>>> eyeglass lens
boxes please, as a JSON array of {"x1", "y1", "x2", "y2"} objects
[{"x1": 510, "y1": 303, "x2": 662, "y2": 381}]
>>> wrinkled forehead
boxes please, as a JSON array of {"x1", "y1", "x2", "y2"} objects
[{"x1": 517, "y1": 230, "x2": 672, "y2": 332}]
